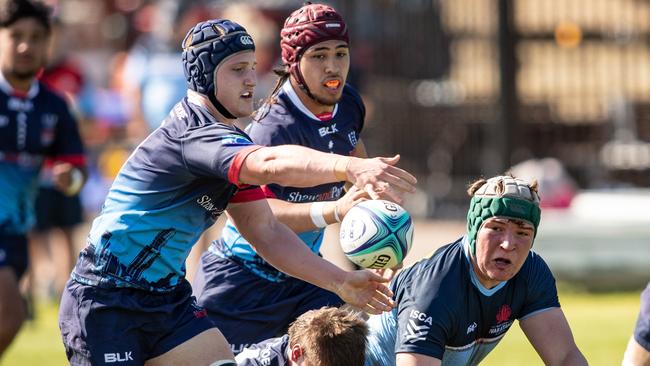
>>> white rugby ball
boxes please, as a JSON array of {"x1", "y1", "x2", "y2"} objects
[{"x1": 339, "y1": 200, "x2": 414, "y2": 269}]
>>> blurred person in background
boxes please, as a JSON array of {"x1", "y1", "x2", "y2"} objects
[
  {"x1": 623, "y1": 282, "x2": 650, "y2": 366},
  {"x1": 192, "y1": 2, "x2": 387, "y2": 354},
  {"x1": 364, "y1": 175, "x2": 587, "y2": 366},
  {"x1": 28, "y1": 15, "x2": 86, "y2": 303},
  {"x1": 0, "y1": 0, "x2": 86, "y2": 357},
  {"x1": 235, "y1": 307, "x2": 368, "y2": 366},
  {"x1": 122, "y1": 0, "x2": 212, "y2": 139},
  {"x1": 58, "y1": 18, "x2": 415, "y2": 365}
]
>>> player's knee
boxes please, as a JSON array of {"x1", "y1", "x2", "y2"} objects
[{"x1": 209, "y1": 360, "x2": 236, "y2": 366}]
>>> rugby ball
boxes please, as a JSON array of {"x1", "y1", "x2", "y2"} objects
[{"x1": 339, "y1": 200, "x2": 414, "y2": 269}]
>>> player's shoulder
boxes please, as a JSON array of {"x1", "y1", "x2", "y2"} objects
[
  {"x1": 341, "y1": 83, "x2": 365, "y2": 114},
  {"x1": 395, "y1": 239, "x2": 466, "y2": 294},
  {"x1": 516, "y1": 249, "x2": 554, "y2": 282}
]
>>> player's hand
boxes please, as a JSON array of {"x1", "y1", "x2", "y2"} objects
[
  {"x1": 371, "y1": 262, "x2": 403, "y2": 282},
  {"x1": 52, "y1": 162, "x2": 75, "y2": 190},
  {"x1": 335, "y1": 186, "x2": 370, "y2": 219},
  {"x1": 336, "y1": 270, "x2": 395, "y2": 315},
  {"x1": 345, "y1": 154, "x2": 417, "y2": 204},
  {"x1": 52, "y1": 162, "x2": 84, "y2": 196}
]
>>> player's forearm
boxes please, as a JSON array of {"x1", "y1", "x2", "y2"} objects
[
  {"x1": 239, "y1": 145, "x2": 350, "y2": 187},
  {"x1": 557, "y1": 349, "x2": 588, "y2": 366},
  {"x1": 267, "y1": 199, "x2": 338, "y2": 232},
  {"x1": 246, "y1": 218, "x2": 346, "y2": 294}
]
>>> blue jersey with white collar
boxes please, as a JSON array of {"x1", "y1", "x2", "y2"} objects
[
  {"x1": 365, "y1": 237, "x2": 559, "y2": 366},
  {"x1": 211, "y1": 81, "x2": 365, "y2": 281},
  {"x1": 0, "y1": 73, "x2": 84, "y2": 235},
  {"x1": 72, "y1": 95, "x2": 265, "y2": 292}
]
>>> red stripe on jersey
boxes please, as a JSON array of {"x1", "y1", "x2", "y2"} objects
[
  {"x1": 316, "y1": 111, "x2": 333, "y2": 121},
  {"x1": 228, "y1": 145, "x2": 264, "y2": 186},
  {"x1": 229, "y1": 186, "x2": 266, "y2": 203},
  {"x1": 260, "y1": 185, "x2": 277, "y2": 198},
  {"x1": 44, "y1": 154, "x2": 86, "y2": 168}
]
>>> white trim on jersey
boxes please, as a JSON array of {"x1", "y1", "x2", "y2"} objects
[
  {"x1": 282, "y1": 79, "x2": 339, "y2": 121},
  {"x1": 0, "y1": 71, "x2": 39, "y2": 99}
]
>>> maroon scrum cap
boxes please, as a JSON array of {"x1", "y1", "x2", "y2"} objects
[{"x1": 280, "y1": 3, "x2": 349, "y2": 98}]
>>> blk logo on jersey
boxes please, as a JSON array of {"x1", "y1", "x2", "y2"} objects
[
  {"x1": 318, "y1": 123, "x2": 338, "y2": 137},
  {"x1": 405, "y1": 309, "x2": 432, "y2": 343},
  {"x1": 348, "y1": 131, "x2": 357, "y2": 146},
  {"x1": 104, "y1": 352, "x2": 134, "y2": 363}
]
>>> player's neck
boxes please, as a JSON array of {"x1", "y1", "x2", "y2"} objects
[
  {"x1": 289, "y1": 77, "x2": 334, "y2": 115},
  {"x1": 2, "y1": 70, "x2": 34, "y2": 94},
  {"x1": 187, "y1": 89, "x2": 237, "y2": 125}
]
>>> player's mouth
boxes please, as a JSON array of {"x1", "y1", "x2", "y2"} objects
[
  {"x1": 493, "y1": 258, "x2": 512, "y2": 270},
  {"x1": 240, "y1": 91, "x2": 253, "y2": 99},
  {"x1": 323, "y1": 78, "x2": 342, "y2": 92}
]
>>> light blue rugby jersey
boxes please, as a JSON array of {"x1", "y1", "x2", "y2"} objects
[
  {"x1": 72, "y1": 95, "x2": 264, "y2": 292},
  {"x1": 210, "y1": 80, "x2": 365, "y2": 282},
  {"x1": 365, "y1": 236, "x2": 560, "y2": 366}
]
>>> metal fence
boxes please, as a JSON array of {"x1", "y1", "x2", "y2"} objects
[{"x1": 327, "y1": 0, "x2": 650, "y2": 217}]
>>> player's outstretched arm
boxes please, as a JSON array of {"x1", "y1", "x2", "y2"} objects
[
  {"x1": 265, "y1": 185, "x2": 368, "y2": 233},
  {"x1": 238, "y1": 145, "x2": 417, "y2": 204},
  {"x1": 226, "y1": 199, "x2": 394, "y2": 314},
  {"x1": 520, "y1": 308, "x2": 588, "y2": 365}
]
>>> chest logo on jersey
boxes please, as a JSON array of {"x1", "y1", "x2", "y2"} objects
[
  {"x1": 196, "y1": 195, "x2": 224, "y2": 219},
  {"x1": 488, "y1": 304, "x2": 513, "y2": 335},
  {"x1": 41, "y1": 114, "x2": 59, "y2": 146},
  {"x1": 286, "y1": 185, "x2": 344, "y2": 203},
  {"x1": 7, "y1": 97, "x2": 33, "y2": 112},
  {"x1": 405, "y1": 309, "x2": 432, "y2": 343},
  {"x1": 318, "y1": 123, "x2": 338, "y2": 137},
  {"x1": 348, "y1": 131, "x2": 357, "y2": 146}
]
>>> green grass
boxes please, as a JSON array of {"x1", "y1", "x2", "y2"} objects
[
  {"x1": 483, "y1": 290, "x2": 641, "y2": 366},
  {"x1": 0, "y1": 290, "x2": 642, "y2": 365}
]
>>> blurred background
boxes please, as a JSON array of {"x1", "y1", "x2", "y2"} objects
[{"x1": 6, "y1": 0, "x2": 650, "y2": 365}]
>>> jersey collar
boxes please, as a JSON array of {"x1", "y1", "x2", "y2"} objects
[
  {"x1": 282, "y1": 79, "x2": 339, "y2": 122},
  {"x1": 0, "y1": 71, "x2": 39, "y2": 99},
  {"x1": 462, "y1": 236, "x2": 508, "y2": 296}
]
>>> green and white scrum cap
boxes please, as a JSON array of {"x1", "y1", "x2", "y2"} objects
[{"x1": 466, "y1": 175, "x2": 541, "y2": 255}]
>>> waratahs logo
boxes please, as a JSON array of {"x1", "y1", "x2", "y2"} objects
[{"x1": 220, "y1": 134, "x2": 253, "y2": 147}]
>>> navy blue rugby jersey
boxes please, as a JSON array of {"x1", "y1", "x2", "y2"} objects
[
  {"x1": 365, "y1": 237, "x2": 560, "y2": 366},
  {"x1": 235, "y1": 335, "x2": 289, "y2": 366},
  {"x1": 0, "y1": 73, "x2": 85, "y2": 235},
  {"x1": 211, "y1": 80, "x2": 365, "y2": 281},
  {"x1": 72, "y1": 94, "x2": 265, "y2": 292}
]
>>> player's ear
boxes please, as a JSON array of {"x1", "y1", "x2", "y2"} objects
[{"x1": 290, "y1": 343, "x2": 303, "y2": 362}]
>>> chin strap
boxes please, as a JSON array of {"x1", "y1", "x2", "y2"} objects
[{"x1": 208, "y1": 92, "x2": 237, "y2": 120}]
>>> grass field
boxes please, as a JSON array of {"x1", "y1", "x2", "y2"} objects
[{"x1": 0, "y1": 289, "x2": 642, "y2": 365}]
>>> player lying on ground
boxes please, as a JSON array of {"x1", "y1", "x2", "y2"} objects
[{"x1": 364, "y1": 175, "x2": 587, "y2": 366}]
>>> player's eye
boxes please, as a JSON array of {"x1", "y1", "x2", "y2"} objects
[{"x1": 336, "y1": 51, "x2": 348, "y2": 58}]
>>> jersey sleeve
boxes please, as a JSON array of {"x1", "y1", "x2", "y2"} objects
[
  {"x1": 393, "y1": 271, "x2": 451, "y2": 360},
  {"x1": 518, "y1": 252, "x2": 561, "y2": 319},
  {"x1": 181, "y1": 124, "x2": 262, "y2": 185},
  {"x1": 246, "y1": 110, "x2": 293, "y2": 147},
  {"x1": 49, "y1": 99, "x2": 86, "y2": 167}
]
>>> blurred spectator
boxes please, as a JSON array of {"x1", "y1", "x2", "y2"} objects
[
  {"x1": 509, "y1": 158, "x2": 577, "y2": 209},
  {"x1": 121, "y1": 0, "x2": 213, "y2": 138}
]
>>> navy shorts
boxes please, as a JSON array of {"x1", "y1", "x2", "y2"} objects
[
  {"x1": 34, "y1": 187, "x2": 83, "y2": 231},
  {"x1": 192, "y1": 251, "x2": 344, "y2": 354},
  {"x1": 634, "y1": 282, "x2": 650, "y2": 351},
  {"x1": 0, "y1": 234, "x2": 28, "y2": 279},
  {"x1": 59, "y1": 279, "x2": 215, "y2": 365}
]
